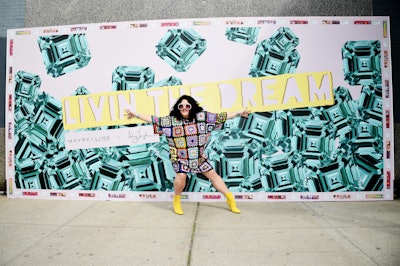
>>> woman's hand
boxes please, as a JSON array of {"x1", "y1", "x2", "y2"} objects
[
  {"x1": 124, "y1": 110, "x2": 152, "y2": 123},
  {"x1": 227, "y1": 107, "x2": 251, "y2": 119},
  {"x1": 125, "y1": 109, "x2": 136, "y2": 119},
  {"x1": 238, "y1": 107, "x2": 251, "y2": 118}
]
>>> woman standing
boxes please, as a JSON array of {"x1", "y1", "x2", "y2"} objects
[{"x1": 125, "y1": 95, "x2": 250, "y2": 215}]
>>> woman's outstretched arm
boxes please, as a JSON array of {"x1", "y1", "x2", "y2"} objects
[
  {"x1": 226, "y1": 107, "x2": 251, "y2": 120},
  {"x1": 125, "y1": 109, "x2": 153, "y2": 123}
]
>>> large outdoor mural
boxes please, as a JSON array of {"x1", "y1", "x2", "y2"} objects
[{"x1": 5, "y1": 17, "x2": 394, "y2": 202}]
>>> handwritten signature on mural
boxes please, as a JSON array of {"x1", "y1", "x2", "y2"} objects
[{"x1": 127, "y1": 127, "x2": 156, "y2": 144}]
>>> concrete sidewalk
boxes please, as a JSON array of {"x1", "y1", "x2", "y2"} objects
[{"x1": 0, "y1": 195, "x2": 399, "y2": 266}]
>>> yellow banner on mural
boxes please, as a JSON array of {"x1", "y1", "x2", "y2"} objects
[{"x1": 62, "y1": 71, "x2": 334, "y2": 130}]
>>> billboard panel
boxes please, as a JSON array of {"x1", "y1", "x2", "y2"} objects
[{"x1": 5, "y1": 17, "x2": 394, "y2": 202}]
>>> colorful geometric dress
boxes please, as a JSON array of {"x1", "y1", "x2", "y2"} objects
[{"x1": 152, "y1": 111, "x2": 227, "y2": 173}]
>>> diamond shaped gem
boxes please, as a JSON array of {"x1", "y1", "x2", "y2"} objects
[
  {"x1": 342, "y1": 40, "x2": 381, "y2": 85},
  {"x1": 112, "y1": 66, "x2": 155, "y2": 91},
  {"x1": 38, "y1": 34, "x2": 91, "y2": 77},
  {"x1": 156, "y1": 29, "x2": 206, "y2": 72},
  {"x1": 267, "y1": 27, "x2": 299, "y2": 53},
  {"x1": 225, "y1": 27, "x2": 260, "y2": 45},
  {"x1": 249, "y1": 27, "x2": 300, "y2": 77},
  {"x1": 152, "y1": 76, "x2": 182, "y2": 88},
  {"x1": 14, "y1": 71, "x2": 41, "y2": 102}
]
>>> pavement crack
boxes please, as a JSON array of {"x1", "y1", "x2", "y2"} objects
[{"x1": 187, "y1": 202, "x2": 200, "y2": 266}]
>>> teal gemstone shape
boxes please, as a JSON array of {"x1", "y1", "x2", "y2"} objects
[
  {"x1": 38, "y1": 34, "x2": 91, "y2": 77},
  {"x1": 342, "y1": 40, "x2": 381, "y2": 85},
  {"x1": 152, "y1": 76, "x2": 182, "y2": 88},
  {"x1": 316, "y1": 162, "x2": 350, "y2": 192},
  {"x1": 112, "y1": 66, "x2": 155, "y2": 91},
  {"x1": 292, "y1": 120, "x2": 332, "y2": 168},
  {"x1": 31, "y1": 93, "x2": 63, "y2": 143},
  {"x1": 14, "y1": 71, "x2": 41, "y2": 102},
  {"x1": 267, "y1": 27, "x2": 299, "y2": 53},
  {"x1": 15, "y1": 158, "x2": 41, "y2": 189},
  {"x1": 204, "y1": 131, "x2": 260, "y2": 191},
  {"x1": 156, "y1": 29, "x2": 206, "y2": 72},
  {"x1": 225, "y1": 27, "x2": 260, "y2": 45},
  {"x1": 264, "y1": 153, "x2": 295, "y2": 192},
  {"x1": 249, "y1": 27, "x2": 300, "y2": 77},
  {"x1": 249, "y1": 48, "x2": 300, "y2": 77},
  {"x1": 91, "y1": 159, "x2": 123, "y2": 190},
  {"x1": 14, "y1": 71, "x2": 41, "y2": 134},
  {"x1": 73, "y1": 86, "x2": 91, "y2": 96},
  {"x1": 358, "y1": 85, "x2": 383, "y2": 128}
]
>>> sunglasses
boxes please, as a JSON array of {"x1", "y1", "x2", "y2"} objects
[{"x1": 178, "y1": 103, "x2": 192, "y2": 110}]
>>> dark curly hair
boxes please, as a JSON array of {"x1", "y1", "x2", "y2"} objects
[{"x1": 170, "y1": 95, "x2": 203, "y2": 120}]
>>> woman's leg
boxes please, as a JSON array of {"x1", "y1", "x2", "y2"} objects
[
  {"x1": 202, "y1": 169, "x2": 229, "y2": 194},
  {"x1": 174, "y1": 173, "x2": 187, "y2": 195},
  {"x1": 173, "y1": 173, "x2": 187, "y2": 215},
  {"x1": 202, "y1": 170, "x2": 241, "y2": 214}
]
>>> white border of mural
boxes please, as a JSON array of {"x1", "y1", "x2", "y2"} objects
[{"x1": 5, "y1": 16, "x2": 394, "y2": 202}]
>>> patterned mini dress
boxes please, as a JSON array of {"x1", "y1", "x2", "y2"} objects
[{"x1": 152, "y1": 111, "x2": 227, "y2": 173}]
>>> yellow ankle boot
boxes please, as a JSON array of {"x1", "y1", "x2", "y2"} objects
[
  {"x1": 173, "y1": 195, "x2": 184, "y2": 215},
  {"x1": 225, "y1": 192, "x2": 241, "y2": 214}
]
